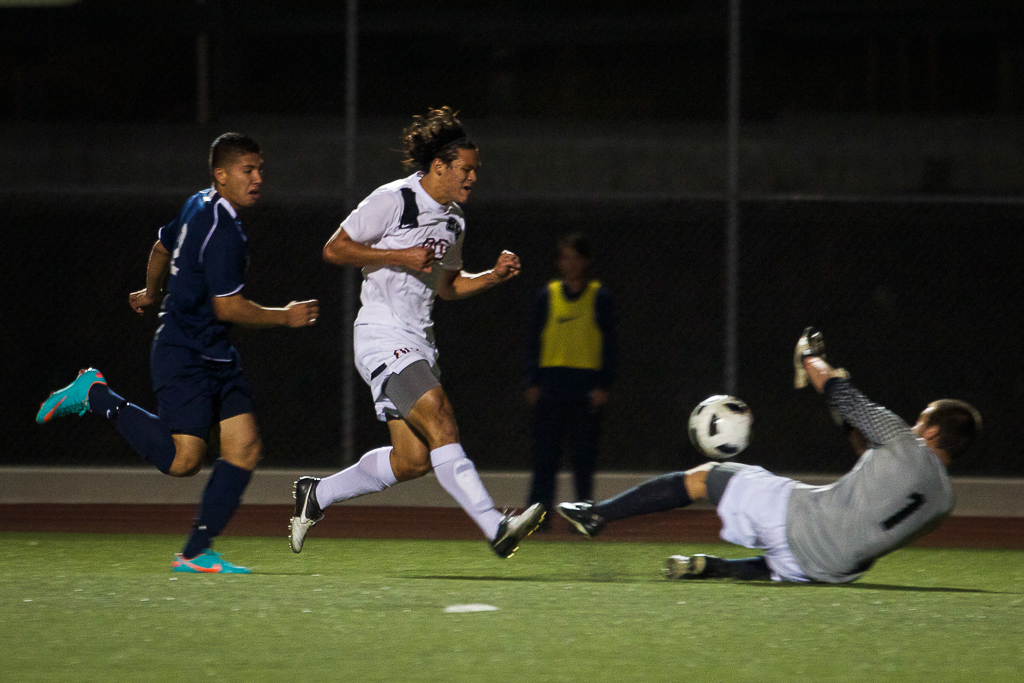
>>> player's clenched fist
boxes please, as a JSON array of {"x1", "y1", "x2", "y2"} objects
[
  {"x1": 400, "y1": 245, "x2": 436, "y2": 272},
  {"x1": 129, "y1": 288, "x2": 161, "y2": 314},
  {"x1": 493, "y1": 250, "x2": 521, "y2": 281},
  {"x1": 285, "y1": 300, "x2": 320, "y2": 327}
]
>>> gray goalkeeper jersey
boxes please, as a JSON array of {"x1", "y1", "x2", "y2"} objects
[{"x1": 786, "y1": 379, "x2": 954, "y2": 583}]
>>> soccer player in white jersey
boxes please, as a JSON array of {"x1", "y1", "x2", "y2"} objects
[
  {"x1": 557, "y1": 328, "x2": 981, "y2": 583},
  {"x1": 290, "y1": 106, "x2": 545, "y2": 558}
]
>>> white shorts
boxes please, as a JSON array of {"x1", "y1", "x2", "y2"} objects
[
  {"x1": 353, "y1": 324, "x2": 441, "y2": 422},
  {"x1": 716, "y1": 466, "x2": 809, "y2": 583}
]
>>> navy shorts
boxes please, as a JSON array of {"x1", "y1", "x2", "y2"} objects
[{"x1": 150, "y1": 343, "x2": 255, "y2": 440}]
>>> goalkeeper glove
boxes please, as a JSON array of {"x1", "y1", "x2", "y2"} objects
[{"x1": 793, "y1": 326, "x2": 826, "y2": 388}]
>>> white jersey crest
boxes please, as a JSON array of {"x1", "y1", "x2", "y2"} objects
[{"x1": 343, "y1": 173, "x2": 466, "y2": 343}]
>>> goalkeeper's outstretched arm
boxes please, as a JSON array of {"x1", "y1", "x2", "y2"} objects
[
  {"x1": 805, "y1": 355, "x2": 910, "y2": 448},
  {"x1": 803, "y1": 356, "x2": 869, "y2": 455}
]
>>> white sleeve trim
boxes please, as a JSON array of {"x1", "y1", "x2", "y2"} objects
[{"x1": 213, "y1": 284, "x2": 245, "y2": 297}]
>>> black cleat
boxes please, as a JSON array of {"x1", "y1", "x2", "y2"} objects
[
  {"x1": 556, "y1": 501, "x2": 606, "y2": 538},
  {"x1": 289, "y1": 477, "x2": 324, "y2": 554},
  {"x1": 664, "y1": 554, "x2": 724, "y2": 580},
  {"x1": 491, "y1": 503, "x2": 546, "y2": 558}
]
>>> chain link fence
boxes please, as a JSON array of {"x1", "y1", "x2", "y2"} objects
[{"x1": 5, "y1": 192, "x2": 1021, "y2": 476}]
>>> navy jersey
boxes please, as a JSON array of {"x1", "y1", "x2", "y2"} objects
[{"x1": 155, "y1": 189, "x2": 248, "y2": 361}]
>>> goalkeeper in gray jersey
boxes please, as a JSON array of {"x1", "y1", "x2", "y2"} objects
[{"x1": 556, "y1": 328, "x2": 982, "y2": 583}]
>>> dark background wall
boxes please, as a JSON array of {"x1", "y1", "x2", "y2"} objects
[
  {"x1": 2, "y1": 1, "x2": 1023, "y2": 475},
  {"x1": 4, "y1": 1, "x2": 1024, "y2": 123},
  {"x1": 7, "y1": 192, "x2": 1022, "y2": 475}
]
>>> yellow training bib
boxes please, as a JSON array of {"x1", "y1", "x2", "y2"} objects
[{"x1": 539, "y1": 280, "x2": 603, "y2": 370}]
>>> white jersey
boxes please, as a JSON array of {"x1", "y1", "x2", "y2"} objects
[{"x1": 342, "y1": 173, "x2": 466, "y2": 344}]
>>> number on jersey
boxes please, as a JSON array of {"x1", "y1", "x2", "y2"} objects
[{"x1": 169, "y1": 223, "x2": 188, "y2": 276}]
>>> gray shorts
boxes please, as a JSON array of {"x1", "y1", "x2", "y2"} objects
[
  {"x1": 706, "y1": 461, "x2": 750, "y2": 506},
  {"x1": 382, "y1": 359, "x2": 441, "y2": 418},
  {"x1": 353, "y1": 323, "x2": 441, "y2": 421}
]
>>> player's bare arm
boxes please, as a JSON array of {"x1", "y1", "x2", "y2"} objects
[
  {"x1": 323, "y1": 228, "x2": 434, "y2": 272},
  {"x1": 129, "y1": 240, "x2": 172, "y2": 314},
  {"x1": 212, "y1": 294, "x2": 320, "y2": 328},
  {"x1": 436, "y1": 250, "x2": 521, "y2": 300}
]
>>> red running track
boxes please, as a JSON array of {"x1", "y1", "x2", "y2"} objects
[{"x1": 1, "y1": 505, "x2": 1022, "y2": 549}]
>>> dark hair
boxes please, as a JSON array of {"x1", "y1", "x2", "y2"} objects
[
  {"x1": 400, "y1": 106, "x2": 476, "y2": 172},
  {"x1": 557, "y1": 232, "x2": 593, "y2": 261},
  {"x1": 209, "y1": 132, "x2": 261, "y2": 180},
  {"x1": 926, "y1": 399, "x2": 982, "y2": 459}
]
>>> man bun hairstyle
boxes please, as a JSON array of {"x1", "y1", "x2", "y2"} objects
[
  {"x1": 209, "y1": 132, "x2": 261, "y2": 180},
  {"x1": 926, "y1": 399, "x2": 982, "y2": 460},
  {"x1": 401, "y1": 106, "x2": 476, "y2": 172}
]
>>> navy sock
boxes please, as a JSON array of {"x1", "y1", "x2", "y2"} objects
[
  {"x1": 182, "y1": 460, "x2": 253, "y2": 559},
  {"x1": 593, "y1": 472, "x2": 692, "y2": 523},
  {"x1": 87, "y1": 383, "x2": 126, "y2": 419},
  {"x1": 88, "y1": 384, "x2": 176, "y2": 474}
]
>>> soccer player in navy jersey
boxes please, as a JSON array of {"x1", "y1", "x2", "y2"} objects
[{"x1": 37, "y1": 133, "x2": 319, "y2": 573}]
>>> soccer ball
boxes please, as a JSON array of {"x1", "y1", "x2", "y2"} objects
[{"x1": 688, "y1": 395, "x2": 753, "y2": 459}]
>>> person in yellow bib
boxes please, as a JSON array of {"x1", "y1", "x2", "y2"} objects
[{"x1": 524, "y1": 233, "x2": 618, "y2": 530}]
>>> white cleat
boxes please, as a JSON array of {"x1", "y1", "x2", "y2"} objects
[
  {"x1": 491, "y1": 503, "x2": 546, "y2": 558},
  {"x1": 289, "y1": 477, "x2": 324, "y2": 554},
  {"x1": 664, "y1": 554, "x2": 715, "y2": 580}
]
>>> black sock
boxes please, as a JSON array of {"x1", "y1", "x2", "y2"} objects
[
  {"x1": 719, "y1": 557, "x2": 772, "y2": 581},
  {"x1": 182, "y1": 460, "x2": 252, "y2": 559},
  {"x1": 593, "y1": 472, "x2": 691, "y2": 523},
  {"x1": 88, "y1": 384, "x2": 176, "y2": 474}
]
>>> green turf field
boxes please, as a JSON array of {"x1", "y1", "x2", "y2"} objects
[{"x1": 2, "y1": 533, "x2": 1022, "y2": 683}]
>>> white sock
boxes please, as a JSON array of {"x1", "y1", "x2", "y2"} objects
[
  {"x1": 430, "y1": 443, "x2": 503, "y2": 540},
  {"x1": 315, "y1": 447, "x2": 398, "y2": 507}
]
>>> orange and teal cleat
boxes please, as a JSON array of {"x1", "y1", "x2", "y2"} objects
[
  {"x1": 172, "y1": 550, "x2": 252, "y2": 574},
  {"x1": 36, "y1": 368, "x2": 106, "y2": 424}
]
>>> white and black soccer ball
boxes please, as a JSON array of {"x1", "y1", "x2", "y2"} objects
[{"x1": 688, "y1": 395, "x2": 753, "y2": 459}]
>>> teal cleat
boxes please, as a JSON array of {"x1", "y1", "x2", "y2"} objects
[
  {"x1": 36, "y1": 368, "x2": 106, "y2": 424},
  {"x1": 172, "y1": 550, "x2": 252, "y2": 574}
]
